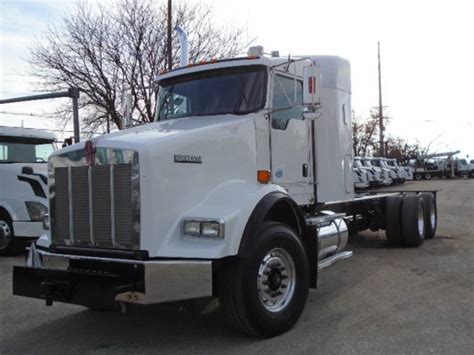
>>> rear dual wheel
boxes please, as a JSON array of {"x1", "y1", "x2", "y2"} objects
[
  {"x1": 385, "y1": 193, "x2": 437, "y2": 247},
  {"x1": 419, "y1": 193, "x2": 437, "y2": 239},
  {"x1": 402, "y1": 195, "x2": 425, "y2": 247}
]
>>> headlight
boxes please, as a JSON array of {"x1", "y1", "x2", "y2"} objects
[
  {"x1": 183, "y1": 219, "x2": 225, "y2": 239},
  {"x1": 25, "y1": 201, "x2": 48, "y2": 222},
  {"x1": 183, "y1": 220, "x2": 201, "y2": 236}
]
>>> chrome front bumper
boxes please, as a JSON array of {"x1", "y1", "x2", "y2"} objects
[{"x1": 15, "y1": 247, "x2": 213, "y2": 307}]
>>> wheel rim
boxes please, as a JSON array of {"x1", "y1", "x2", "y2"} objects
[
  {"x1": 257, "y1": 247, "x2": 296, "y2": 313},
  {"x1": 0, "y1": 220, "x2": 12, "y2": 250},
  {"x1": 417, "y1": 207, "x2": 425, "y2": 236},
  {"x1": 429, "y1": 200, "x2": 436, "y2": 229}
]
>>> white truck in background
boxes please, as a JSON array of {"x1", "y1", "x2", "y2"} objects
[
  {"x1": 381, "y1": 158, "x2": 405, "y2": 184},
  {"x1": 352, "y1": 166, "x2": 370, "y2": 190},
  {"x1": 0, "y1": 127, "x2": 55, "y2": 255},
  {"x1": 353, "y1": 156, "x2": 382, "y2": 187},
  {"x1": 361, "y1": 157, "x2": 392, "y2": 186},
  {"x1": 13, "y1": 46, "x2": 439, "y2": 337}
]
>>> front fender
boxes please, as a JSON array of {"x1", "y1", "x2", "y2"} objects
[{"x1": 151, "y1": 181, "x2": 286, "y2": 259}]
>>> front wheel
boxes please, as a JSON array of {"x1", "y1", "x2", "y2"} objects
[
  {"x1": 218, "y1": 222, "x2": 309, "y2": 337},
  {"x1": 0, "y1": 212, "x2": 20, "y2": 256}
]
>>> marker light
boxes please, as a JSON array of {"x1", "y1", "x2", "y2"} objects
[{"x1": 257, "y1": 170, "x2": 271, "y2": 184}]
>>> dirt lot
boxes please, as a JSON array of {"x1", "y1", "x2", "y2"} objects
[{"x1": 1, "y1": 179, "x2": 473, "y2": 354}]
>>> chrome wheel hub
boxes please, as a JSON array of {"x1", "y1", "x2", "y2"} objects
[
  {"x1": 0, "y1": 220, "x2": 12, "y2": 250},
  {"x1": 430, "y1": 201, "x2": 436, "y2": 228},
  {"x1": 257, "y1": 248, "x2": 296, "y2": 313},
  {"x1": 418, "y1": 207, "x2": 425, "y2": 236}
]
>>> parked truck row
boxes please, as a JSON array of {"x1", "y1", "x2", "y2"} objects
[
  {"x1": 9, "y1": 43, "x2": 440, "y2": 337},
  {"x1": 352, "y1": 156, "x2": 412, "y2": 190}
]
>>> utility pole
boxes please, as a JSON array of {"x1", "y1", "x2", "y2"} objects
[
  {"x1": 377, "y1": 41, "x2": 384, "y2": 157},
  {"x1": 167, "y1": 0, "x2": 172, "y2": 70}
]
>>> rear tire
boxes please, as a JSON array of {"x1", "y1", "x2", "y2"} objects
[
  {"x1": 218, "y1": 222, "x2": 309, "y2": 337},
  {"x1": 419, "y1": 193, "x2": 437, "y2": 239},
  {"x1": 402, "y1": 195, "x2": 426, "y2": 247},
  {"x1": 385, "y1": 195, "x2": 404, "y2": 246},
  {"x1": 425, "y1": 173, "x2": 432, "y2": 180},
  {"x1": 414, "y1": 174, "x2": 422, "y2": 181}
]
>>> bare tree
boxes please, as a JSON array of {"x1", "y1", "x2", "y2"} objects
[
  {"x1": 352, "y1": 110, "x2": 379, "y2": 156},
  {"x1": 30, "y1": 0, "x2": 247, "y2": 133}
]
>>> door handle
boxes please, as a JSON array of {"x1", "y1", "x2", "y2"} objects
[{"x1": 302, "y1": 164, "x2": 308, "y2": 177}]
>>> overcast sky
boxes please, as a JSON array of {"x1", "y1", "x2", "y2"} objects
[{"x1": 1, "y1": 0, "x2": 473, "y2": 157}]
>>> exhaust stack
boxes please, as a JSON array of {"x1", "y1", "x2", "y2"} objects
[{"x1": 175, "y1": 26, "x2": 188, "y2": 67}]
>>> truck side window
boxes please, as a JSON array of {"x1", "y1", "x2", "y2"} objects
[{"x1": 272, "y1": 75, "x2": 303, "y2": 130}]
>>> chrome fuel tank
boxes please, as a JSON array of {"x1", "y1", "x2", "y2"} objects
[{"x1": 317, "y1": 212, "x2": 349, "y2": 260}]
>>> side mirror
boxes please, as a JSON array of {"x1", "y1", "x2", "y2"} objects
[{"x1": 303, "y1": 61, "x2": 322, "y2": 119}]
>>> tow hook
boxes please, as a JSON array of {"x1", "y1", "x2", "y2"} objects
[{"x1": 40, "y1": 281, "x2": 72, "y2": 306}]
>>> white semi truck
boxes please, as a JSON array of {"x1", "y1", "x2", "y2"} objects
[
  {"x1": 13, "y1": 48, "x2": 438, "y2": 337},
  {"x1": 0, "y1": 127, "x2": 55, "y2": 255}
]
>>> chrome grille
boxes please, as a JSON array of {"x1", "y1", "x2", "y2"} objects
[{"x1": 51, "y1": 161, "x2": 139, "y2": 250}]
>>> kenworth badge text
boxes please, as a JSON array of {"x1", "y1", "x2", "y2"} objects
[{"x1": 13, "y1": 44, "x2": 438, "y2": 337}]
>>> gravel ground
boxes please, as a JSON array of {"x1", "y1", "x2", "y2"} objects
[{"x1": 1, "y1": 179, "x2": 473, "y2": 354}]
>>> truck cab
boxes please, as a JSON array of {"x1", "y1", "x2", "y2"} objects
[
  {"x1": 0, "y1": 127, "x2": 56, "y2": 255},
  {"x1": 353, "y1": 156, "x2": 380, "y2": 187},
  {"x1": 383, "y1": 158, "x2": 405, "y2": 184}
]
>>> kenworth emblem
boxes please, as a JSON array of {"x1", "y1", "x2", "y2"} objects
[
  {"x1": 174, "y1": 154, "x2": 202, "y2": 164},
  {"x1": 84, "y1": 140, "x2": 96, "y2": 166}
]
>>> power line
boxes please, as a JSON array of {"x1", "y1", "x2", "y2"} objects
[{"x1": 0, "y1": 111, "x2": 53, "y2": 118}]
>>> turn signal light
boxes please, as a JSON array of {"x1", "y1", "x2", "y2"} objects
[{"x1": 257, "y1": 170, "x2": 271, "y2": 184}]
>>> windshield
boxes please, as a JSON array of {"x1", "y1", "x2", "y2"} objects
[
  {"x1": 0, "y1": 138, "x2": 55, "y2": 163},
  {"x1": 362, "y1": 160, "x2": 373, "y2": 167},
  {"x1": 354, "y1": 160, "x2": 363, "y2": 168},
  {"x1": 156, "y1": 65, "x2": 266, "y2": 120}
]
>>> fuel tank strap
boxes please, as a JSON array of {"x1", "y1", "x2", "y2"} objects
[{"x1": 305, "y1": 213, "x2": 346, "y2": 227}]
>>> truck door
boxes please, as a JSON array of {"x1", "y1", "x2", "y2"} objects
[{"x1": 270, "y1": 74, "x2": 313, "y2": 205}]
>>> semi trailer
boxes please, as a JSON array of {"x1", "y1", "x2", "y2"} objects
[
  {"x1": 13, "y1": 46, "x2": 439, "y2": 337},
  {"x1": 0, "y1": 127, "x2": 56, "y2": 255}
]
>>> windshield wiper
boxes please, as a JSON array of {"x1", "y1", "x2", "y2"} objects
[
  {"x1": 233, "y1": 75, "x2": 249, "y2": 114},
  {"x1": 157, "y1": 86, "x2": 174, "y2": 120}
]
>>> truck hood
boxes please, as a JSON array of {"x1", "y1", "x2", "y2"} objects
[
  {"x1": 54, "y1": 114, "x2": 256, "y2": 154},
  {"x1": 0, "y1": 162, "x2": 47, "y2": 177}
]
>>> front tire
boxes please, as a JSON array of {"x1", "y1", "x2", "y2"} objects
[
  {"x1": 0, "y1": 212, "x2": 20, "y2": 256},
  {"x1": 218, "y1": 222, "x2": 309, "y2": 337}
]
